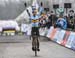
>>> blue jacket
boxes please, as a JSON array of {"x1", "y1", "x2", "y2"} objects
[{"x1": 56, "y1": 18, "x2": 67, "y2": 29}]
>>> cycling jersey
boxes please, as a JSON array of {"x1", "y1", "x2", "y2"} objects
[{"x1": 30, "y1": 15, "x2": 40, "y2": 27}]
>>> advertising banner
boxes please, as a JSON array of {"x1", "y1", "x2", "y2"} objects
[
  {"x1": 56, "y1": 30, "x2": 66, "y2": 44},
  {"x1": 61, "y1": 31, "x2": 71, "y2": 46},
  {"x1": 66, "y1": 32, "x2": 75, "y2": 48},
  {"x1": 46, "y1": 26, "x2": 54, "y2": 38}
]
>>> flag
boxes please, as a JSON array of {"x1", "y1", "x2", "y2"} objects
[{"x1": 32, "y1": 0, "x2": 39, "y2": 10}]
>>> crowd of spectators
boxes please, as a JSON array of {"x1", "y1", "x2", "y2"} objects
[{"x1": 39, "y1": 10, "x2": 75, "y2": 31}]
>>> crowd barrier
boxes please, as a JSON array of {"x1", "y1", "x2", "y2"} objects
[
  {"x1": 21, "y1": 24, "x2": 75, "y2": 51},
  {"x1": 1, "y1": 23, "x2": 75, "y2": 51},
  {"x1": 46, "y1": 26, "x2": 75, "y2": 51}
]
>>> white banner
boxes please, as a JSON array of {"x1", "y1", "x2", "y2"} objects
[
  {"x1": 21, "y1": 24, "x2": 29, "y2": 32},
  {"x1": 39, "y1": 28, "x2": 48, "y2": 36},
  {"x1": 71, "y1": 37, "x2": 75, "y2": 50},
  {"x1": 0, "y1": 20, "x2": 20, "y2": 31},
  {"x1": 46, "y1": 26, "x2": 54, "y2": 38},
  {"x1": 56, "y1": 30, "x2": 66, "y2": 44},
  {"x1": 53, "y1": 29, "x2": 61, "y2": 42}
]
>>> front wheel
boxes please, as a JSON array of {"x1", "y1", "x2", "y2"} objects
[{"x1": 34, "y1": 37, "x2": 37, "y2": 56}]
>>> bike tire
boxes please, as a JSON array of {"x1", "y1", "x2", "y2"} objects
[
  {"x1": 35, "y1": 37, "x2": 38, "y2": 56},
  {"x1": 35, "y1": 46, "x2": 37, "y2": 56}
]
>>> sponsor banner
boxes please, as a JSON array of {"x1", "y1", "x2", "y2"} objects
[
  {"x1": 56, "y1": 30, "x2": 66, "y2": 44},
  {"x1": 53, "y1": 29, "x2": 62, "y2": 42},
  {"x1": 49, "y1": 28, "x2": 57, "y2": 40},
  {"x1": 53, "y1": 28, "x2": 61, "y2": 41},
  {"x1": 46, "y1": 26, "x2": 75, "y2": 51},
  {"x1": 65, "y1": 32, "x2": 75, "y2": 48},
  {"x1": 4, "y1": 30, "x2": 15, "y2": 33},
  {"x1": 46, "y1": 26, "x2": 54, "y2": 38},
  {"x1": 61, "y1": 31, "x2": 71, "y2": 46},
  {"x1": 39, "y1": 28, "x2": 48, "y2": 36},
  {"x1": 71, "y1": 37, "x2": 75, "y2": 50},
  {"x1": 0, "y1": 20, "x2": 20, "y2": 31}
]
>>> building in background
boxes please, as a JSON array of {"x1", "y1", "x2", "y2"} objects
[{"x1": 0, "y1": 0, "x2": 75, "y2": 20}]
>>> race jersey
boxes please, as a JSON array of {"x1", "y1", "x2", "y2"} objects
[{"x1": 30, "y1": 15, "x2": 40, "y2": 27}]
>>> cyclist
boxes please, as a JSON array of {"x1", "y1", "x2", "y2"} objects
[{"x1": 30, "y1": 6, "x2": 40, "y2": 51}]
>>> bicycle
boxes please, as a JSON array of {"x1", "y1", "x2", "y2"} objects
[{"x1": 31, "y1": 31, "x2": 40, "y2": 56}]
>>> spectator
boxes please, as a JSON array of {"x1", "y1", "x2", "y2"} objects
[
  {"x1": 67, "y1": 14, "x2": 74, "y2": 29},
  {"x1": 69, "y1": 10, "x2": 74, "y2": 19},
  {"x1": 46, "y1": 19, "x2": 52, "y2": 29},
  {"x1": 50, "y1": 11, "x2": 58, "y2": 25},
  {"x1": 39, "y1": 12, "x2": 48, "y2": 29},
  {"x1": 46, "y1": 13, "x2": 52, "y2": 29},
  {"x1": 47, "y1": 13, "x2": 52, "y2": 26},
  {"x1": 55, "y1": 15, "x2": 67, "y2": 30}
]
